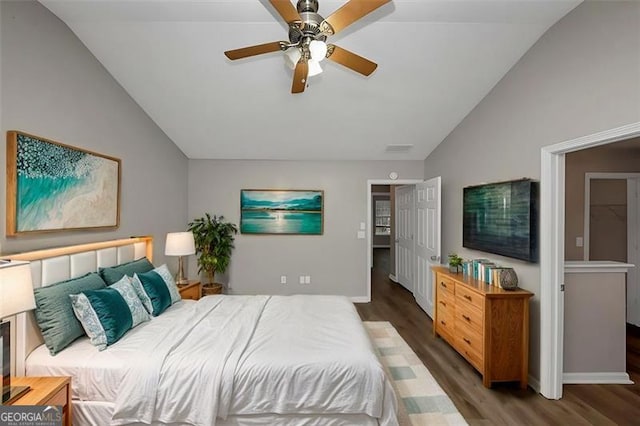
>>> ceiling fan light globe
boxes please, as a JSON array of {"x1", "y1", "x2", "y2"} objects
[
  {"x1": 284, "y1": 48, "x2": 302, "y2": 69},
  {"x1": 308, "y1": 60, "x2": 323, "y2": 77},
  {"x1": 309, "y1": 40, "x2": 328, "y2": 62}
]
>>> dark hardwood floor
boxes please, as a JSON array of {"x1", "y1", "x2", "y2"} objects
[{"x1": 356, "y1": 250, "x2": 640, "y2": 425}]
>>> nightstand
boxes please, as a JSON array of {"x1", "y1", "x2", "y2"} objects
[
  {"x1": 8, "y1": 376, "x2": 71, "y2": 426},
  {"x1": 178, "y1": 280, "x2": 201, "y2": 300}
]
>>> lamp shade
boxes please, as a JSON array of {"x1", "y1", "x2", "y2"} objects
[
  {"x1": 0, "y1": 261, "x2": 35, "y2": 319},
  {"x1": 165, "y1": 232, "x2": 196, "y2": 256}
]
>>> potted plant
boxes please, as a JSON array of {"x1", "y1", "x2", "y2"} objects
[
  {"x1": 188, "y1": 213, "x2": 238, "y2": 294},
  {"x1": 448, "y1": 253, "x2": 463, "y2": 274}
]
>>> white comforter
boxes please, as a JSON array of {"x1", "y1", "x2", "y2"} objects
[{"x1": 110, "y1": 295, "x2": 397, "y2": 426}]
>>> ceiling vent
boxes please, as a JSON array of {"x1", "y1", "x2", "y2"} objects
[{"x1": 385, "y1": 144, "x2": 414, "y2": 153}]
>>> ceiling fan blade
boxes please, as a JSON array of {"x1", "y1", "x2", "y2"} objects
[
  {"x1": 292, "y1": 60, "x2": 309, "y2": 94},
  {"x1": 224, "y1": 41, "x2": 286, "y2": 60},
  {"x1": 269, "y1": 0, "x2": 302, "y2": 24},
  {"x1": 326, "y1": 44, "x2": 378, "y2": 76},
  {"x1": 320, "y1": 0, "x2": 391, "y2": 36}
]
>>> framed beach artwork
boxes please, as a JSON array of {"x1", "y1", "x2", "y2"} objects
[
  {"x1": 6, "y1": 131, "x2": 121, "y2": 236},
  {"x1": 240, "y1": 189, "x2": 324, "y2": 235}
]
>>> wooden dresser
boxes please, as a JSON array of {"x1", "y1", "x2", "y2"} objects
[{"x1": 432, "y1": 266, "x2": 533, "y2": 389}]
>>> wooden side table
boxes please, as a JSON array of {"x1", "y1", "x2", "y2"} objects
[
  {"x1": 8, "y1": 376, "x2": 71, "y2": 426},
  {"x1": 178, "y1": 280, "x2": 202, "y2": 300}
]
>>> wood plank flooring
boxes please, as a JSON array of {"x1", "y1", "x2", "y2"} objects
[{"x1": 356, "y1": 250, "x2": 640, "y2": 425}]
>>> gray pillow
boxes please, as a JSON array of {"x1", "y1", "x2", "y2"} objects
[
  {"x1": 99, "y1": 257, "x2": 154, "y2": 285},
  {"x1": 34, "y1": 272, "x2": 107, "y2": 355}
]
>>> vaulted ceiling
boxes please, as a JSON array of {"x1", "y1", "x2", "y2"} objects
[{"x1": 40, "y1": 0, "x2": 582, "y2": 160}]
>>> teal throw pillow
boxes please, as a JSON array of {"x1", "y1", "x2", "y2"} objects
[
  {"x1": 99, "y1": 257, "x2": 154, "y2": 285},
  {"x1": 70, "y1": 288, "x2": 133, "y2": 350},
  {"x1": 132, "y1": 271, "x2": 172, "y2": 316},
  {"x1": 109, "y1": 276, "x2": 151, "y2": 328},
  {"x1": 33, "y1": 272, "x2": 107, "y2": 355}
]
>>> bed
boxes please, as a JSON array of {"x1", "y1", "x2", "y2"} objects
[{"x1": 8, "y1": 237, "x2": 398, "y2": 426}]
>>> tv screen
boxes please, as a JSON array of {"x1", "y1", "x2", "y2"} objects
[{"x1": 463, "y1": 179, "x2": 538, "y2": 262}]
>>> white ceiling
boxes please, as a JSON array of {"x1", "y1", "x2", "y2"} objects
[{"x1": 40, "y1": 0, "x2": 581, "y2": 160}]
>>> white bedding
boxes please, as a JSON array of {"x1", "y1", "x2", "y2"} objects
[{"x1": 27, "y1": 295, "x2": 397, "y2": 426}]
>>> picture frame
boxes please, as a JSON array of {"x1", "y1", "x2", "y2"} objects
[
  {"x1": 240, "y1": 189, "x2": 324, "y2": 235},
  {"x1": 6, "y1": 131, "x2": 121, "y2": 236}
]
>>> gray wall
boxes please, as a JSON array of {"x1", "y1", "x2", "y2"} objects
[
  {"x1": 0, "y1": 1, "x2": 188, "y2": 264},
  {"x1": 188, "y1": 160, "x2": 424, "y2": 298},
  {"x1": 423, "y1": 1, "x2": 640, "y2": 382}
]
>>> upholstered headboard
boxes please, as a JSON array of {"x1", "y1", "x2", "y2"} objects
[{"x1": 5, "y1": 237, "x2": 153, "y2": 376}]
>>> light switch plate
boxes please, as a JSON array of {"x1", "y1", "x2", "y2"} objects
[
  {"x1": 576, "y1": 236, "x2": 583, "y2": 247},
  {"x1": 357, "y1": 231, "x2": 366, "y2": 239},
  {"x1": 360, "y1": 222, "x2": 366, "y2": 230}
]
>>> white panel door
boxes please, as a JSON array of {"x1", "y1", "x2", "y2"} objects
[
  {"x1": 414, "y1": 177, "x2": 441, "y2": 317},
  {"x1": 395, "y1": 185, "x2": 414, "y2": 293}
]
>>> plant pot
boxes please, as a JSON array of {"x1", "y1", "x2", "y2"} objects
[
  {"x1": 449, "y1": 265, "x2": 460, "y2": 274},
  {"x1": 202, "y1": 283, "x2": 224, "y2": 296}
]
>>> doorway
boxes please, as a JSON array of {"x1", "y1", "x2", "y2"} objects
[
  {"x1": 366, "y1": 179, "x2": 422, "y2": 303},
  {"x1": 366, "y1": 177, "x2": 441, "y2": 318},
  {"x1": 540, "y1": 122, "x2": 640, "y2": 399}
]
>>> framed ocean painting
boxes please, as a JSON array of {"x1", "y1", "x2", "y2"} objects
[
  {"x1": 6, "y1": 131, "x2": 121, "y2": 236},
  {"x1": 240, "y1": 189, "x2": 324, "y2": 235}
]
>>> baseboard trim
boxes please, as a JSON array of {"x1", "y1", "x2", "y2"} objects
[
  {"x1": 373, "y1": 245, "x2": 391, "y2": 249},
  {"x1": 563, "y1": 372, "x2": 634, "y2": 384},
  {"x1": 350, "y1": 297, "x2": 371, "y2": 303},
  {"x1": 388, "y1": 274, "x2": 398, "y2": 283},
  {"x1": 528, "y1": 374, "x2": 541, "y2": 393}
]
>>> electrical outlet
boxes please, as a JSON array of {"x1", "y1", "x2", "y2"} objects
[
  {"x1": 280, "y1": 275, "x2": 287, "y2": 284},
  {"x1": 299, "y1": 275, "x2": 305, "y2": 284},
  {"x1": 304, "y1": 275, "x2": 311, "y2": 284}
]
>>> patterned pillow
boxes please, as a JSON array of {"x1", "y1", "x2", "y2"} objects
[
  {"x1": 70, "y1": 288, "x2": 133, "y2": 351},
  {"x1": 131, "y1": 271, "x2": 172, "y2": 316},
  {"x1": 152, "y1": 264, "x2": 181, "y2": 304},
  {"x1": 34, "y1": 272, "x2": 107, "y2": 355},
  {"x1": 109, "y1": 275, "x2": 151, "y2": 328}
]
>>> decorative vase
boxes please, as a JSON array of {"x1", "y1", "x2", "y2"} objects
[{"x1": 499, "y1": 268, "x2": 519, "y2": 290}]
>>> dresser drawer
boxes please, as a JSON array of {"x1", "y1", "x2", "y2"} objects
[
  {"x1": 436, "y1": 274, "x2": 455, "y2": 298},
  {"x1": 456, "y1": 284, "x2": 484, "y2": 311},
  {"x1": 436, "y1": 304, "x2": 455, "y2": 338},
  {"x1": 456, "y1": 303, "x2": 483, "y2": 335},
  {"x1": 455, "y1": 322, "x2": 484, "y2": 356},
  {"x1": 458, "y1": 338, "x2": 483, "y2": 372}
]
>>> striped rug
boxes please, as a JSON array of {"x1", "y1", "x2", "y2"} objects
[{"x1": 364, "y1": 321, "x2": 468, "y2": 426}]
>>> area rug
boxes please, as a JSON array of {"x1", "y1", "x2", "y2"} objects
[{"x1": 364, "y1": 321, "x2": 468, "y2": 426}]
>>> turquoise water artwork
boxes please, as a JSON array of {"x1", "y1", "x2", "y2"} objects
[
  {"x1": 241, "y1": 190, "x2": 323, "y2": 235},
  {"x1": 7, "y1": 132, "x2": 121, "y2": 235}
]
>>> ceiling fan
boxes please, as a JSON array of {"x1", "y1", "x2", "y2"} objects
[{"x1": 224, "y1": 0, "x2": 391, "y2": 94}]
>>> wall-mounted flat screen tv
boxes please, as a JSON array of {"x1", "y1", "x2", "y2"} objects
[{"x1": 463, "y1": 179, "x2": 538, "y2": 262}]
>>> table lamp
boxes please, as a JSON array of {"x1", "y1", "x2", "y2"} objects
[
  {"x1": 165, "y1": 232, "x2": 195, "y2": 285},
  {"x1": 1, "y1": 260, "x2": 35, "y2": 404}
]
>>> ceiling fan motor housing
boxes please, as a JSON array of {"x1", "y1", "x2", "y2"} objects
[{"x1": 297, "y1": 0, "x2": 319, "y2": 13}]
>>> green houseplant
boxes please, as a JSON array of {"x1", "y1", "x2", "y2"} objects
[
  {"x1": 448, "y1": 253, "x2": 463, "y2": 274},
  {"x1": 188, "y1": 213, "x2": 238, "y2": 291}
]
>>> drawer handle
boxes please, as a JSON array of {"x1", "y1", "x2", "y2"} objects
[
  {"x1": 440, "y1": 282, "x2": 447, "y2": 288},
  {"x1": 464, "y1": 295, "x2": 472, "y2": 301},
  {"x1": 463, "y1": 337, "x2": 471, "y2": 345},
  {"x1": 440, "y1": 320, "x2": 446, "y2": 326},
  {"x1": 439, "y1": 301, "x2": 447, "y2": 307},
  {"x1": 462, "y1": 315, "x2": 471, "y2": 322}
]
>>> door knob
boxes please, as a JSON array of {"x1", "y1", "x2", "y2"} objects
[{"x1": 430, "y1": 255, "x2": 440, "y2": 261}]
